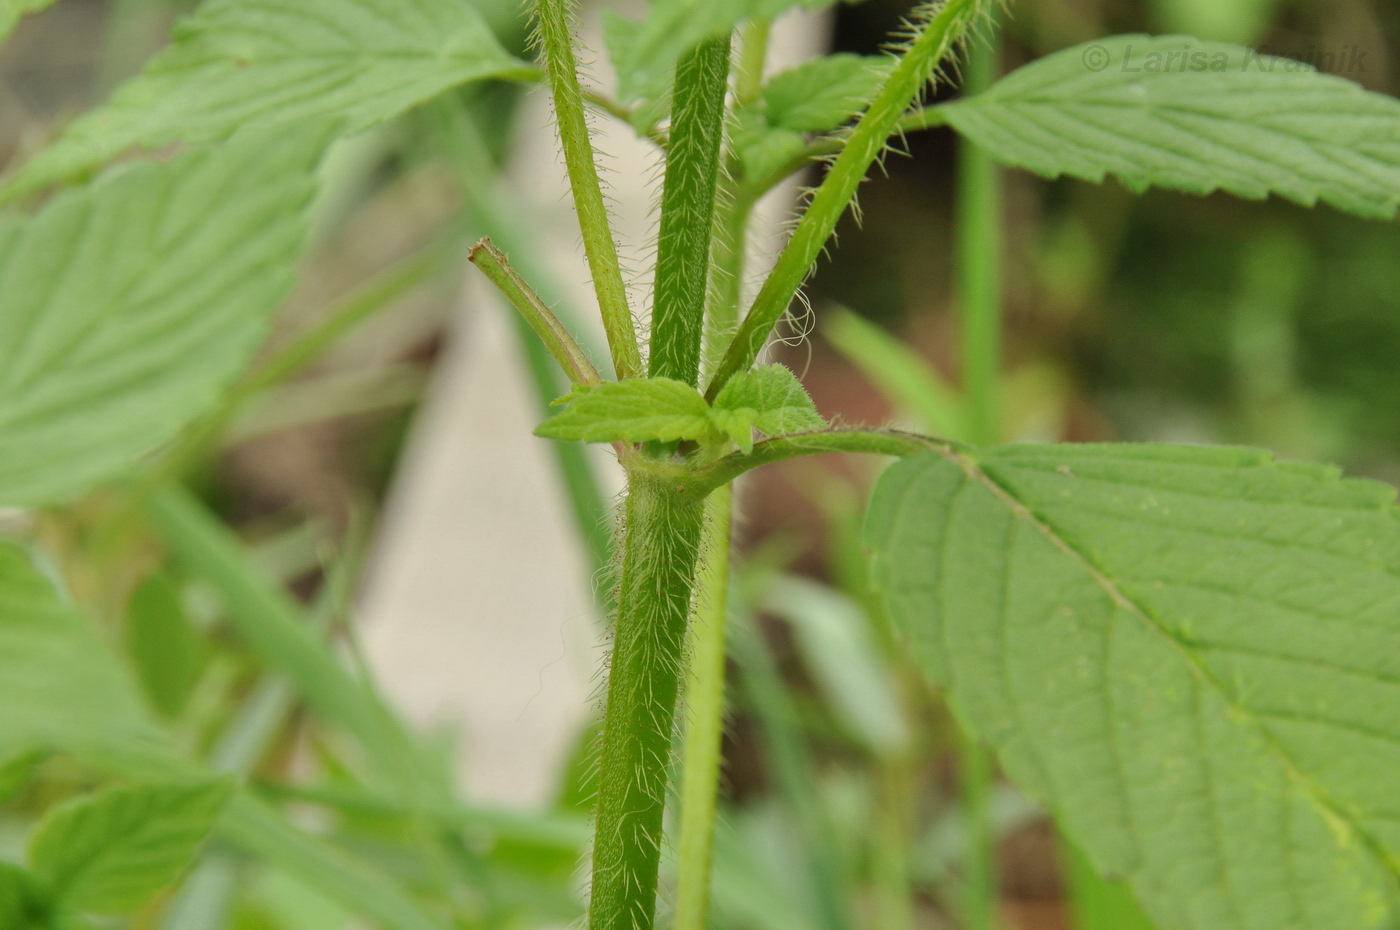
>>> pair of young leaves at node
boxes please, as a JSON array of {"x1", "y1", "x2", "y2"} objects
[{"x1": 539, "y1": 364, "x2": 826, "y2": 454}]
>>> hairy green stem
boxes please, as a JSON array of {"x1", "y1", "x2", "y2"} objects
[
  {"x1": 672, "y1": 485, "x2": 733, "y2": 930},
  {"x1": 469, "y1": 237, "x2": 603, "y2": 388},
  {"x1": 691, "y1": 429, "x2": 944, "y2": 494},
  {"x1": 589, "y1": 472, "x2": 708, "y2": 930},
  {"x1": 706, "y1": 0, "x2": 987, "y2": 399},
  {"x1": 651, "y1": 36, "x2": 733, "y2": 385},
  {"x1": 955, "y1": 18, "x2": 1002, "y2": 930},
  {"x1": 534, "y1": 0, "x2": 642, "y2": 379}
]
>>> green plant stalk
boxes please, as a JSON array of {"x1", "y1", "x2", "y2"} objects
[
  {"x1": 534, "y1": 0, "x2": 642, "y2": 379},
  {"x1": 651, "y1": 36, "x2": 732, "y2": 385},
  {"x1": 672, "y1": 485, "x2": 733, "y2": 930},
  {"x1": 469, "y1": 237, "x2": 603, "y2": 388},
  {"x1": 730, "y1": 602, "x2": 851, "y2": 930},
  {"x1": 954, "y1": 18, "x2": 1002, "y2": 930},
  {"x1": 707, "y1": 0, "x2": 988, "y2": 399},
  {"x1": 874, "y1": 753, "x2": 916, "y2": 930},
  {"x1": 432, "y1": 99, "x2": 614, "y2": 583},
  {"x1": 589, "y1": 470, "x2": 708, "y2": 930}
]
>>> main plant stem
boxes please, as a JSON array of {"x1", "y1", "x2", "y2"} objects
[
  {"x1": 955, "y1": 16, "x2": 1002, "y2": 930},
  {"x1": 672, "y1": 485, "x2": 732, "y2": 930},
  {"x1": 590, "y1": 472, "x2": 708, "y2": 930}
]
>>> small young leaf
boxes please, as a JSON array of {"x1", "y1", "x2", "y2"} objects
[
  {"x1": 3, "y1": 0, "x2": 531, "y2": 197},
  {"x1": 762, "y1": 54, "x2": 891, "y2": 133},
  {"x1": 867, "y1": 443, "x2": 1400, "y2": 930},
  {"x1": 126, "y1": 573, "x2": 203, "y2": 720},
  {"x1": 537, "y1": 378, "x2": 713, "y2": 444},
  {"x1": 712, "y1": 364, "x2": 826, "y2": 453},
  {"x1": 942, "y1": 34, "x2": 1400, "y2": 219},
  {"x1": 0, "y1": 124, "x2": 324, "y2": 507},
  {"x1": 29, "y1": 780, "x2": 234, "y2": 915}
]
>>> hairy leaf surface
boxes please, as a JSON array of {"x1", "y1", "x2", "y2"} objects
[
  {"x1": 762, "y1": 54, "x2": 890, "y2": 133},
  {"x1": 0, "y1": 125, "x2": 323, "y2": 506},
  {"x1": 30, "y1": 781, "x2": 233, "y2": 914},
  {"x1": 711, "y1": 364, "x2": 826, "y2": 453},
  {"x1": 537, "y1": 378, "x2": 713, "y2": 443},
  {"x1": 942, "y1": 35, "x2": 1400, "y2": 219},
  {"x1": 867, "y1": 443, "x2": 1400, "y2": 930},
  {"x1": 5, "y1": 0, "x2": 530, "y2": 196}
]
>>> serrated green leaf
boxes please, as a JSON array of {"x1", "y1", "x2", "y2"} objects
[
  {"x1": 0, "y1": 0, "x2": 55, "y2": 44},
  {"x1": 126, "y1": 573, "x2": 203, "y2": 720},
  {"x1": 762, "y1": 54, "x2": 890, "y2": 133},
  {"x1": 536, "y1": 378, "x2": 713, "y2": 444},
  {"x1": 30, "y1": 780, "x2": 233, "y2": 914},
  {"x1": 3, "y1": 0, "x2": 531, "y2": 197},
  {"x1": 867, "y1": 443, "x2": 1400, "y2": 930},
  {"x1": 713, "y1": 364, "x2": 826, "y2": 453},
  {"x1": 0, "y1": 124, "x2": 324, "y2": 507},
  {"x1": 941, "y1": 35, "x2": 1400, "y2": 219}
]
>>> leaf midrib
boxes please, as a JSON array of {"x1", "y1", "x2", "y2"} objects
[{"x1": 933, "y1": 444, "x2": 1400, "y2": 892}]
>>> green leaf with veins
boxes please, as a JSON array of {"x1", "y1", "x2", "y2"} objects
[
  {"x1": 712, "y1": 365, "x2": 826, "y2": 453},
  {"x1": 732, "y1": 110, "x2": 808, "y2": 183},
  {"x1": 867, "y1": 443, "x2": 1400, "y2": 930},
  {"x1": 761, "y1": 54, "x2": 891, "y2": 133},
  {"x1": 0, "y1": 124, "x2": 324, "y2": 507},
  {"x1": 537, "y1": 378, "x2": 714, "y2": 444},
  {"x1": 941, "y1": 34, "x2": 1400, "y2": 220},
  {"x1": 3, "y1": 0, "x2": 531, "y2": 197},
  {"x1": 539, "y1": 366, "x2": 823, "y2": 450},
  {"x1": 29, "y1": 780, "x2": 233, "y2": 914}
]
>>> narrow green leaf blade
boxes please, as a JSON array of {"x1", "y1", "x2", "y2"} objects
[
  {"x1": 762, "y1": 54, "x2": 891, "y2": 133},
  {"x1": 536, "y1": 378, "x2": 713, "y2": 443},
  {"x1": 29, "y1": 780, "x2": 233, "y2": 914},
  {"x1": 712, "y1": 364, "x2": 827, "y2": 443},
  {"x1": 868, "y1": 443, "x2": 1400, "y2": 930},
  {"x1": 942, "y1": 35, "x2": 1400, "y2": 219},
  {"x1": 4, "y1": 0, "x2": 531, "y2": 197},
  {"x1": 0, "y1": 125, "x2": 325, "y2": 506}
]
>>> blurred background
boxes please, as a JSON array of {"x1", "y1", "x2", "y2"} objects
[{"x1": 2, "y1": 0, "x2": 1397, "y2": 928}]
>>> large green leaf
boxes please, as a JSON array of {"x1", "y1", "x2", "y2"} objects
[
  {"x1": 0, "y1": 124, "x2": 324, "y2": 506},
  {"x1": 0, "y1": 862, "x2": 41, "y2": 930},
  {"x1": 29, "y1": 781, "x2": 233, "y2": 914},
  {"x1": 867, "y1": 443, "x2": 1400, "y2": 930},
  {"x1": 4, "y1": 0, "x2": 531, "y2": 197},
  {"x1": 941, "y1": 35, "x2": 1400, "y2": 219}
]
